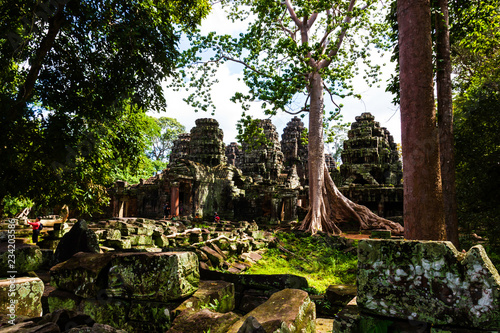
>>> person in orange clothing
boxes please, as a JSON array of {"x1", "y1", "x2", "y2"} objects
[{"x1": 27, "y1": 216, "x2": 42, "y2": 243}]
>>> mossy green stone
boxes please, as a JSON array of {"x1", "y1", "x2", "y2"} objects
[
  {"x1": 358, "y1": 239, "x2": 500, "y2": 330},
  {"x1": 0, "y1": 244, "x2": 43, "y2": 276},
  {"x1": 0, "y1": 277, "x2": 44, "y2": 317}
]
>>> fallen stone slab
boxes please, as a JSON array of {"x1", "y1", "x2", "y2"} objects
[
  {"x1": 357, "y1": 239, "x2": 500, "y2": 330},
  {"x1": 0, "y1": 276, "x2": 44, "y2": 318},
  {"x1": 325, "y1": 284, "x2": 357, "y2": 307},
  {"x1": 174, "y1": 280, "x2": 235, "y2": 315},
  {"x1": 166, "y1": 308, "x2": 240, "y2": 333},
  {"x1": 227, "y1": 288, "x2": 316, "y2": 333},
  {"x1": 50, "y1": 251, "x2": 199, "y2": 301}
]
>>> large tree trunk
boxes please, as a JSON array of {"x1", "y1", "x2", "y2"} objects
[
  {"x1": 398, "y1": 0, "x2": 446, "y2": 240},
  {"x1": 298, "y1": 72, "x2": 404, "y2": 235},
  {"x1": 436, "y1": 0, "x2": 459, "y2": 247}
]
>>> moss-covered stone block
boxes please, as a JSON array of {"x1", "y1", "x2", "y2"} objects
[
  {"x1": 0, "y1": 276, "x2": 44, "y2": 318},
  {"x1": 227, "y1": 288, "x2": 316, "y2": 333},
  {"x1": 104, "y1": 238, "x2": 131, "y2": 250},
  {"x1": 106, "y1": 251, "x2": 199, "y2": 301},
  {"x1": 50, "y1": 252, "x2": 114, "y2": 298},
  {"x1": 358, "y1": 239, "x2": 500, "y2": 330},
  {"x1": 127, "y1": 300, "x2": 179, "y2": 331},
  {"x1": 0, "y1": 243, "x2": 43, "y2": 277},
  {"x1": 79, "y1": 298, "x2": 130, "y2": 328},
  {"x1": 174, "y1": 280, "x2": 235, "y2": 315},
  {"x1": 153, "y1": 234, "x2": 169, "y2": 248},
  {"x1": 46, "y1": 287, "x2": 82, "y2": 313},
  {"x1": 51, "y1": 251, "x2": 199, "y2": 301},
  {"x1": 168, "y1": 308, "x2": 240, "y2": 333},
  {"x1": 105, "y1": 229, "x2": 121, "y2": 240},
  {"x1": 370, "y1": 230, "x2": 392, "y2": 239}
]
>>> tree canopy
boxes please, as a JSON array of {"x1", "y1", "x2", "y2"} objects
[
  {"x1": 0, "y1": 0, "x2": 210, "y2": 216},
  {"x1": 175, "y1": 0, "x2": 403, "y2": 235}
]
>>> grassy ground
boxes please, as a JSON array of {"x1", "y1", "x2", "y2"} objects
[{"x1": 244, "y1": 231, "x2": 358, "y2": 294}]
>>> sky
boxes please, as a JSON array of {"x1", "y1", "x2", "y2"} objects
[{"x1": 155, "y1": 4, "x2": 402, "y2": 148}]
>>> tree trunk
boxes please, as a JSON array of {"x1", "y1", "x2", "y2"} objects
[
  {"x1": 14, "y1": 3, "x2": 66, "y2": 113},
  {"x1": 298, "y1": 72, "x2": 404, "y2": 235},
  {"x1": 398, "y1": 0, "x2": 446, "y2": 240},
  {"x1": 436, "y1": 0, "x2": 459, "y2": 247}
]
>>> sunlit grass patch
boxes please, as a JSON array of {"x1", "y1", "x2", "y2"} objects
[{"x1": 244, "y1": 231, "x2": 357, "y2": 294}]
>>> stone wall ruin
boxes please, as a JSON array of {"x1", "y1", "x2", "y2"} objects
[{"x1": 110, "y1": 113, "x2": 403, "y2": 225}]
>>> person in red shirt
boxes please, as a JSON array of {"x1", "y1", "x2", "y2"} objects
[
  {"x1": 27, "y1": 216, "x2": 42, "y2": 243},
  {"x1": 214, "y1": 212, "x2": 220, "y2": 223}
]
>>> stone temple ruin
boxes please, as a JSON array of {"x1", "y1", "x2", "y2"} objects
[
  {"x1": 3, "y1": 113, "x2": 500, "y2": 332},
  {"x1": 110, "y1": 113, "x2": 403, "y2": 227}
]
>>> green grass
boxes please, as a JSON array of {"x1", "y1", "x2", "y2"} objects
[{"x1": 244, "y1": 231, "x2": 358, "y2": 294}]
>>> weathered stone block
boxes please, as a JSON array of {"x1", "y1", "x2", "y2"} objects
[
  {"x1": 46, "y1": 287, "x2": 82, "y2": 313},
  {"x1": 51, "y1": 251, "x2": 199, "y2": 301},
  {"x1": 0, "y1": 277, "x2": 44, "y2": 317},
  {"x1": 174, "y1": 280, "x2": 235, "y2": 315},
  {"x1": 325, "y1": 284, "x2": 357, "y2": 307},
  {"x1": 79, "y1": 298, "x2": 130, "y2": 328},
  {"x1": 357, "y1": 239, "x2": 500, "y2": 330},
  {"x1": 129, "y1": 234, "x2": 153, "y2": 246},
  {"x1": 153, "y1": 234, "x2": 169, "y2": 248},
  {"x1": 105, "y1": 229, "x2": 121, "y2": 240},
  {"x1": 370, "y1": 230, "x2": 391, "y2": 239},
  {"x1": 167, "y1": 308, "x2": 240, "y2": 333},
  {"x1": 0, "y1": 243, "x2": 43, "y2": 277},
  {"x1": 104, "y1": 238, "x2": 131, "y2": 250},
  {"x1": 227, "y1": 288, "x2": 316, "y2": 333}
]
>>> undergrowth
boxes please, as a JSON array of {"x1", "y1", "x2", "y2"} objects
[{"x1": 244, "y1": 231, "x2": 358, "y2": 294}]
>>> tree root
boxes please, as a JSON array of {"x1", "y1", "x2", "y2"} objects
[{"x1": 298, "y1": 166, "x2": 404, "y2": 235}]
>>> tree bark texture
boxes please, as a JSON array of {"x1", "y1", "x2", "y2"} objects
[
  {"x1": 436, "y1": 0, "x2": 459, "y2": 247},
  {"x1": 398, "y1": 0, "x2": 446, "y2": 240},
  {"x1": 298, "y1": 72, "x2": 404, "y2": 235}
]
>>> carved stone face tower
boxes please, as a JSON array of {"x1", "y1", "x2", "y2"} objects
[
  {"x1": 188, "y1": 118, "x2": 227, "y2": 167},
  {"x1": 281, "y1": 116, "x2": 308, "y2": 182},
  {"x1": 239, "y1": 119, "x2": 284, "y2": 181},
  {"x1": 340, "y1": 112, "x2": 402, "y2": 185}
]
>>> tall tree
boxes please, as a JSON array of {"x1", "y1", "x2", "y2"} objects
[
  {"x1": 0, "y1": 0, "x2": 210, "y2": 215},
  {"x1": 397, "y1": 0, "x2": 446, "y2": 240},
  {"x1": 436, "y1": 0, "x2": 459, "y2": 246},
  {"x1": 147, "y1": 117, "x2": 186, "y2": 162},
  {"x1": 176, "y1": 0, "x2": 404, "y2": 235}
]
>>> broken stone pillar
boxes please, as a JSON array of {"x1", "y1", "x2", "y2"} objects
[{"x1": 357, "y1": 239, "x2": 500, "y2": 330}]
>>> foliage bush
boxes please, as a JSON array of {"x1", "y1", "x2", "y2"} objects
[{"x1": 1, "y1": 195, "x2": 34, "y2": 218}]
